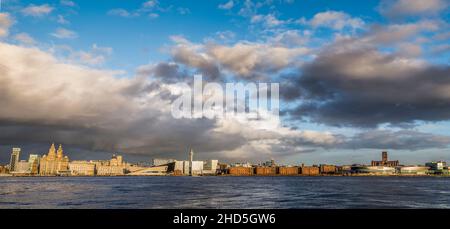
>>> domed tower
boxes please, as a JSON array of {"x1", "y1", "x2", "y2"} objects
[
  {"x1": 48, "y1": 143, "x2": 56, "y2": 159},
  {"x1": 57, "y1": 144, "x2": 64, "y2": 159}
]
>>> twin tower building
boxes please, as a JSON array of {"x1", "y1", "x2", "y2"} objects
[{"x1": 38, "y1": 143, "x2": 70, "y2": 175}]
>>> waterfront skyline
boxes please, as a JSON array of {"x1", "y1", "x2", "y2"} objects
[
  {"x1": 0, "y1": 0, "x2": 449, "y2": 165},
  {"x1": 3, "y1": 143, "x2": 449, "y2": 177}
]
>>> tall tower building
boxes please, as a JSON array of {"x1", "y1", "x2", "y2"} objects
[
  {"x1": 382, "y1": 151, "x2": 388, "y2": 163},
  {"x1": 9, "y1": 148, "x2": 21, "y2": 172},
  {"x1": 189, "y1": 148, "x2": 194, "y2": 176},
  {"x1": 117, "y1": 155, "x2": 123, "y2": 166},
  {"x1": 57, "y1": 144, "x2": 64, "y2": 159},
  {"x1": 48, "y1": 143, "x2": 56, "y2": 159}
]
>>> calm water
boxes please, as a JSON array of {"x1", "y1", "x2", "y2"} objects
[{"x1": 0, "y1": 176, "x2": 449, "y2": 208}]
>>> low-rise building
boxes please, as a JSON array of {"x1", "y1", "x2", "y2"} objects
[
  {"x1": 425, "y1": 161, "x2": 446, "y2": 174},
  {"x1": 127, "y1": 165, "x2": 168, "y2": 176},
  {"x1": 320, "y1": 164, "x2": 337, "y2": 174},
  {"x1": 227, "y1": 166, "x2": 253, "y2": 176},
  {"x1": 203, "y1": 160, "x2": 218, "y2": 175},
  {"x1": 0, "y1": 165, "x2": 9, "y2": 174},
  {"x1": 13, "y1": 160, "x2": 31, "y2": 174},
  {"x1": 255, "y1": 166, "x2": 276, "y2": 175},
  {"x1": 357, "y1": 166, "x2": 396, "y2": 175},
  {"x1": 230, "y1": 162, "x2": 252, "y2": 168},
  {"x1": 69, "y1": 161, "x2": 95, "y2": 176},
  {"x1": 300, "y1": 166, "x2": 320, "y2": 175},
  {"x1": 277, "y1": 167, "x2": 299, "y2": 175},
  {"x1": 96, "y1": 165, "x2": 125, "y2": 176},
  {"x1": 399, "y1": 166, "x2": 429, "y2": 175}
]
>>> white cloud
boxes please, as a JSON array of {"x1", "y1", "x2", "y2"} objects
[
  {"x1": 51, "y1": 28, "x2": 78, "y2": 39},
  {"x1": 366, "y1": 20, "x2": 441, "y2": 45},
  {"x1": 0, "y1": 13, "x2": 12, "y2": 38},
  {"x1": 21, "y1": 4, "x2": 54, "y2": 17},
  {"x1": 215, "y1": 30, "x2": 236, "y2": 41},
  {"x1": 70, "y1": 44, "x2": 113, "y2": 66},
  {"x1": 269, "y1": 30, "x2": 311, "y2": 47},
  {"x1": 207, "y1": 42, "x2": 308, "y2": 76},
  {"x1": 169, "y1": 36, "x2": 310, "y2": 78},
  {"x1": 379, "y1": 0, "x2": 449, "y2": 18},
  {"x1": 14, "y1": 33, "x2": 36, "y2": 45},
  {"x1": 51, "y1": 43, "x2": 113, "y2": 66},
  {"x1": 0, "y1": 41, "x2": 334, "y2": 160},
  {"x1": 218, "y1": 0, "x2": 234, "y2": 10},
  {"x1": 251, "y1": 14, "x2": 286, "y2": 27},
  {"x1": 303, "y1": 10, "x2": 365, "y2": 30}
]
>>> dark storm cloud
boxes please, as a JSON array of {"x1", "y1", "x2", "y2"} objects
[
  {"x1": 343, "y1": 130, "x2": 450, "y2": 150},
  {"x1": 0, "y1": 42, "x2": 250, "y2": 161},
  {"x1": 136, "y1": 62, "x2": 191, "y2": 84},
  {"x1": 284, "y1": 45, "x2": 450, "y2": 127}
]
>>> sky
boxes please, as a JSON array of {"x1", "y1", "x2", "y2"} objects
[{"x1": 0, "y1": 0, "x2": 449, "y2": 165}]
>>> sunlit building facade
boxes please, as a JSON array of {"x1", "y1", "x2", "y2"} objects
[
  {"x1": 69, "y1": 161, "x2": 96, "y2": 176},
  {"x1": 39, "y1": 143, "x2": 69, "y2": 176}
]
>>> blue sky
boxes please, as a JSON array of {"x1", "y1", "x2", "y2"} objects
[
  {"x1": 3, "y1": 0, "x2": 385, "y2": 70},
  {"x1": 0, "y1": 0, "x2": 449, "y2": 165}
]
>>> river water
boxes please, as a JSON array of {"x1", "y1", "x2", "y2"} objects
[{"x1": 0, "y1": 176, "x2": 449, "y2": 208}]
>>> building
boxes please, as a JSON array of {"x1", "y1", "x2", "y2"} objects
[
  {"x1": 9, "y1": 148, "x2": 20, "y2": 172},
  {"x1": 277, "y1": 166, "x2": 299, "y2": 176},
  {"x1": 127, "y1": 165, "x2": 168, "y2": 176},
  {"x1": 152, "y1": 158, "x2": 175, "y2": 166},
  {"x1": 168, "y1": 160, "x2": 204, "y2": 176},
  {"x1": 399, "y1": 166, "x2": 429, "y2": 175},
  {"x1": 425, "y1": 161, "x2": 446, "y2": 171},
  {"x1": 0, "y1": 165, "x2": 9, "y2": 175},
  {"x1": 69, "y1": 161, "x2": 96, "y2": 176},
  {"x1": 96, "y1": 165, "x2": 125, "y2": 176},
  {"x1": 320, "y1": 164, "x2": 337, "y2": 174},
  {"x1": 227, "y1": 166, "x2": 253, "y2": 176},
  {"x1": 203, "y1": 160, "x2": 218, "y2": 175},
  {"x1": 191, "y1": 161, "x2": 203, "y2": 175},
  {"x1": 167, "y1": 148, "x2": 204, "y2": 176},
  {"x1": 39, "y1": 143, "x2": 70, "y2": 176},
  {"x1": 231, "y1": 162, "x2": 252, "y2": 168},
  {"x1": 338, "y1": 165, "x2": 353, "y2": 174},
  {"x1": 189, "y1": 148, "x2": 194, "y2": 176},
  {"x1": 255, "y1": 166, "x2": 276, "y2": 175},
  {"x1": 28, "y1": 154, "x2": 39, "y2": 174},
  {"x1": 90, "y1": 154, "x2": 127, "y2": 175},
  {"x1": 300, "y1": 166, "x2": 320, "y2": 175},
  {"x1": 371, "y1": 151, "x2": 399, "y2": 167},
  {"x1": 353, "y1": 166, "x2": 396, "y2": 175},
  {"x1": 110, "y1": 154, "x2": 123, "y2": 166},
  {"x1": 171, "y1": 160, "x2": 189, "y2": 175},
  {"x1": 262, "y1": 159, "x2": 276, "y2": 167},
  {"x1": 13, "y1": 160, "x2": 31, "y2": 174}
]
